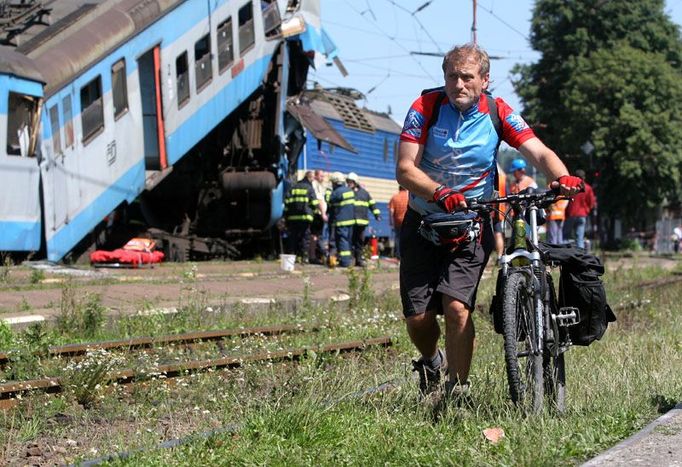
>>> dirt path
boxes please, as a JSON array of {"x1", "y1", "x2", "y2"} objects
[{"x1": 0, "y1": 260, "x2": 402, "y2": 324}]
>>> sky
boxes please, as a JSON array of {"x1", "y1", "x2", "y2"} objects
[{"x1": 309, "y1": 0, "x2": 682, "y2": 125}]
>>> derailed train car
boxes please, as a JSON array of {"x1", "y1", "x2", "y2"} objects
[{"x1": 0, "y1": 0, "x2": 336, "y2": 262}]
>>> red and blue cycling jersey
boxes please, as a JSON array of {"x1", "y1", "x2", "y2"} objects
[{"x1": 400, "y1": 90, "x2": 535, "y2": 215}]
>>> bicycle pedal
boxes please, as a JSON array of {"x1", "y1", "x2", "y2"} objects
[{"x1": 555, "y1": 307, "x2": 580, "y2": 327}]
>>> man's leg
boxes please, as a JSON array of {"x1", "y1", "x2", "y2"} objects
[
  {"x1": 557, "y1": 220, "x2": 564, "y2": 244},
  {"x1": 286, "y1": 223, "x2": 298, "y2": 254},
  {"x1": 442, "y1": 295, "x2": 474, "y2": 384},
  {"x1": 393, "y1": 227, "x2": 401, "y2": 259},
  {"x1": 547, "y1": 220, "x2": 555, "y2": 243},
  {"x1": 337, "y1": 226, "x2": 353, "y2": 267},
  {"x1": 575, "y1": 217, "x2": 587, "y2": 249},
  {"x1": 301, "y1": 223, "x2": 311, "y2": 262},
  {"x1": 405, "y1": 310, "x2": 440, "y2": 359},
  {"x1": 354, "y1": 225, "x2": 366, "y2": 266},
  {"x1": 563, "y1": 217, "x2": 574, "y2": 245}
]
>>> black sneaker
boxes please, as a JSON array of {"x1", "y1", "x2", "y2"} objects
[
  {"x1": 443, "y1": 380, "x2": 472, "y2": 407},
  {"x1": 412, "y1": 349, "x2": 446, "y2": 396}
]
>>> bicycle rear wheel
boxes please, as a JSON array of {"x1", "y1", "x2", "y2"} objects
[{"x1": 502, "y1": 270, "x2": 543, "y2": 414}]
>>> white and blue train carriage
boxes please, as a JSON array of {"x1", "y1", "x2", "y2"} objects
[
  {"x1": 290, "y1": 87, "x2": 402, "y2": 241},
  {"x1": 0, "y1": 0, "x2": 337, "y2": 262}
]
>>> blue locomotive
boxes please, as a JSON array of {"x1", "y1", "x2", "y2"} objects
[
  {"x1": 0, "y1": 0, "x2": 337, "y2": 262},
  {"x1": 290, "y1": 87, "x2": 402, "y2": 240}
]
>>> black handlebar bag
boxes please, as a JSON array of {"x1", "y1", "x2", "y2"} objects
[
  {"x1": 538, "y1": 242, "x2": 616, "y2": 346},
  {"x1": 418, "y1": 211, "x2": 481, "y2": 250}
]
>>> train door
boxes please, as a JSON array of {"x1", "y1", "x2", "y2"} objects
[
  {"x1": 45, "y1": 93, "x2": 73, "y2": 232},
  {"x1": 137, "y1": 46, "x2": 167, "y2": 171},
  {"x1": 0, "y1": 80, "x2": 44, "y2": 252}
]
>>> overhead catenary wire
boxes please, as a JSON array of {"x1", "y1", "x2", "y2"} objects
[
  {"x1": 383, "y1": 0, "x2": 444, "y2": 55},
  {"x1": 340, "y1": 0, "x2": 440, "y2": 85},
  {"x1": 478, "y1": 0, "x2": 529, "y2": 41}
]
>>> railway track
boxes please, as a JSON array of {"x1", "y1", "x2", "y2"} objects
[
  {"x1": 0, "y1": 323, "x2": 310, "y2": 366},
  {"x1": 0, "y1": 335, "x2": 393, "y2": 409}
]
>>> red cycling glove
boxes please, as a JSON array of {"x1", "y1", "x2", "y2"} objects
[
  {"x1": 433, "y1": 185, "x2": 465, "y2": 212},
  {"x1": 556, "y1": 175, "x2": 584, "y2": 191}
]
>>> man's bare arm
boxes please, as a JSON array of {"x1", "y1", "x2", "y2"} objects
[
  {"x1": 396, "y1": 141, "x2": 440, "y2": 200},
  {"x1": 518, "y1": 137, "x2": 581, "y2": 195}
]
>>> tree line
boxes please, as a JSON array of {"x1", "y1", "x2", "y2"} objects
[{"x1": 512, "y1": 0, "x2": 682, "y2": 243}]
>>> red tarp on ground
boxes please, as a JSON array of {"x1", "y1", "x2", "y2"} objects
[{"x1": 90, "y1": 238, "x2": 164, "y2": 266}]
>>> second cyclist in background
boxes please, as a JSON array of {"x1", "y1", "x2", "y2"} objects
[{"x1": 508, "y1": 158, "x2": 538, "y2": 194}]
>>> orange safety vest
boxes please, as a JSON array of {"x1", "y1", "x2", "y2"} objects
[
  {"x1": 496, "y1": 167, "x2": 508, "y2": 223},
  {"x1": 547, "y1": 199, "x2": 569, "y2": 221}
]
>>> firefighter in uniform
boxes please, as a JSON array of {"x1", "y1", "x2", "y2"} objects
[
  {"x1": 284, "y1": 171, "x2": 319, "y2": 263},
  {"x1": 346, "y1": 172, "x2": 381, "y2": 267},
  {"x1": 327, "y1": 172, "x2": 355, "y2": 267}
]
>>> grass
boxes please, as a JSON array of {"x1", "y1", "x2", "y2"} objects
[{"x1": 0, "y1": 261, "x2": 681, "y2": 465}]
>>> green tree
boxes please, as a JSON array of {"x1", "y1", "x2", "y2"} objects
[{"x1": 513, "y1": 0, "x2": 682, "y2": 235}]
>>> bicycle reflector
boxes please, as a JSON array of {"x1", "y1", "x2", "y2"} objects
[{"x1": 418, "y1": 211, "x2": 481, "y2": 248}]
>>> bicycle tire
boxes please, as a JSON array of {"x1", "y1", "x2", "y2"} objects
[
  {"x1": 502, "y1": 270, "x2": 543, "y2": 414},
  {"x1": 544, "y1": 351, "x2": 566, "y2": 413}
]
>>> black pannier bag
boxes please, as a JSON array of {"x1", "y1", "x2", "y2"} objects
[{"x1": 538, "y1": 242, "x2": 616, "y2": 346}]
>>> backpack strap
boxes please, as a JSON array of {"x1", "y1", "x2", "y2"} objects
[
  {"x1": 484, "y1": 90, "x2": 503, "y2": 190},
  {"x1": 484, "y1": 90, "x2": 503, "y2": 141},
  {"x1": 420, "y1": 87, "x2": 448, "y2": 135}
]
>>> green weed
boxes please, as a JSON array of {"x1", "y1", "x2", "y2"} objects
[
  {"x1": 0, "y1": 256, "x2": 11, "y2": 284},
  {"x1": 62, "y1": 348, "x2": 124, "y2": 408},
  {"x1": 0, "y1": 320, "x2": 13, "y2": 350},
  {"x1": 55, "y1": 281, "x2": 106, "y2": 339},
  {"x1": 29, "y1": 268, "x2": 45, "y2": 284}
]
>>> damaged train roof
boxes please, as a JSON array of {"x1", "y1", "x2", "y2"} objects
[{"x1": 287, "y1": 87, "x2": 402, "y2": 153}]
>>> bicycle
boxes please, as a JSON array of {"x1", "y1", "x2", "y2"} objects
[{"x1": 468, "y1": 189, "x2": 580, "y2": 414}]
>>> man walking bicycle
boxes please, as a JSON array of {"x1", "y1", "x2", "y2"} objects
[{"x1": 396, "y1": 43, "x2": 582, "y2": 401}]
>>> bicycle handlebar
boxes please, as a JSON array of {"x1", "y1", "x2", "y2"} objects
[{"x1": 467, "y1": 188, "x2": 567, "y2": 213}]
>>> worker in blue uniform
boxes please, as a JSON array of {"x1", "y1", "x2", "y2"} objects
[
  {"x1": 346, "y1": 172, "x2": 381, "y2": 267},
  {"x1": 284, "y1": 171, "x2": 319, "y2": 263},
  {"x1": 327, "y1": 171, "x2": 355, "y2": 267}
]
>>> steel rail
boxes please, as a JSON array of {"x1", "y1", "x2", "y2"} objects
[
  {"x1": 0, "y1": 336, "x2": 392, "y2": 409},
  {"x1": 0, "y1": 324, "x2": 309, "y2": 365}
]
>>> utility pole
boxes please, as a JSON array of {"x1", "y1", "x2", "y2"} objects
[{"x1": 472, "y1": 0, "x2": 477, "y2": 44}]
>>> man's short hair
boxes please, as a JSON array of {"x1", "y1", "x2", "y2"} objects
[{"x1": 442, "y1": 43, "x2": 490, "y2": 77}]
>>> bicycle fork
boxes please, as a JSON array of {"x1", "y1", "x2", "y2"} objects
[
  {"x1": 528, "y1": 206, "x2": 544, "y2": 356},
  {"x1": 532, "y1": 273, "x2": 544, "y2": 355}
]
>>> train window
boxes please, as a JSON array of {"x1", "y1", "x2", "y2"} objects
[
  {"x1": 217, "y1": 17, "x2": 234, "y2": 73},
  {"x1": 238, "y1": 2, "x2": 255, "y2": 55},
  {"x1": 111, "y1": 59, "x2": 129, "y2": 119},
  {"x1": 260, "y1": 0, "x2": 281, "y2": 38},
  {"x1": 80, "y1": 76, "x2": 104, "y2": 143},
  {"x1": 49, "y1": 105, "x2": 62, "y2": 155},
  {"x1": 176, "y1": 51, "x2": 190, "y2": 108},
  {"x1": 194, "y1": 34, "x2": 213, "y2": 91},
  {"x1": 383, "y1": 138, "x2": 389, "y2": 162},
  {"x1": 62, "y1": 95, "x2": 74, "y2": 148},
  {"x1": 6, "y1": 92, "x2": 39, "y2": 157}
]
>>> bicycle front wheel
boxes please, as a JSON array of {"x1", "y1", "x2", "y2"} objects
[
  {"x1": 544, "y1": 351, "x2": 566, "y2": 414},
  {"x1": 502, "y1": 270, "x2": 543, "y2": 414}
]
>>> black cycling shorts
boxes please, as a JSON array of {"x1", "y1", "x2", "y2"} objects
[{"x1": 399, "y1": 208, "x2": 494, "y2": 317}]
